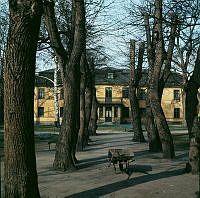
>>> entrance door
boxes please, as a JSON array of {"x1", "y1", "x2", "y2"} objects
[{"x1": 105, "y1": 107, "x2": 112, "y2": 122}]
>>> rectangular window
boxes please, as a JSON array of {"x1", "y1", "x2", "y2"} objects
[
  {"x1": 38, "y1": 88, "x2": 45, "y2": 99},
  {"x1": 137, "y1": 89, "x2": 146, "y2": 100},
  {"x1": 60, "y1": 107, "x2": 63, "y2": 117},
  {"x1": 174, "y1": 90, "x2": 180, "y2": 100},
  {"x1": 174, "y1": 108, "x2": 180, "y2": 118},
  {"x1": 122, "y1": 88, "x2": 129, "y2": 98},
  {"x1": 122, "y1": 107, "x2": 129, "y2": 118},
  {"x1": 38, "y1": 107, "x2": 44, "y2": 117},
  {"x1": 114, "y1": 106, "x2": 118, "y2": 118},
  {"x1": 99, "y1": 106, "x2": 103, "y2": 118},
  {"x1": 108, "y1": 73, "x2": 114, "y2": 79},
  {"x1": 105, "y1": 87, "x2": 112, "y2": 98},
  {"x1": 60, "y1": 88, "x2": 64, "y2": 100}
]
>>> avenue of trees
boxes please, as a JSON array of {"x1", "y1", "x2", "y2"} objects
[
  {"x1": 126, "y1": 0, "x2": 200, "y2": 171},
  {"x1": 0, "y1": 0, "x2": 199, "y2": 197}
]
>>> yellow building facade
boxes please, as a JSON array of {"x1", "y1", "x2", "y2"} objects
[{"x1": 34, "y1": 68, "x2": 199, "y2": 125}]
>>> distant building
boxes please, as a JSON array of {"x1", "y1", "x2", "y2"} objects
[{"x1": 34, "y1": 67, "x2": 199, "y2": 124}]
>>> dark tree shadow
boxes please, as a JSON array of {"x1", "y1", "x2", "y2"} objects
[{"x1": 64, "y1": 168, "x2": 185, "y2": 198}]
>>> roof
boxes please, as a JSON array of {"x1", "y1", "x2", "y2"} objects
[{"x1": 35, "y1": 67, "x2": 183, "y2": 88}]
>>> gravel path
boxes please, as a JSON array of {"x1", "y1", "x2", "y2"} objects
[{"x1": 34, "y1": 131, "x2": 199, "y2": 198}]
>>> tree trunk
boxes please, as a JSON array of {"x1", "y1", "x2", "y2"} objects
[
  {"x1": 44, "y1": 0, "x2": 86, "y2": 170},
  {"x1": 53, "y1": 71, "x2": 78, "y2": 170},
  {"x1": 129, "y1": 40, "x2": 145, "y2": 142},
  {"x1": 145, "y1": 94, "x2": 162, "y2": 152},
  {"x1": 0, "y1": 57, "x2": 4, "y2": 125},
  {"x1": 186, "y1": 118, "x2": 200, "y2": 174},
  {"x1": 149, "y1": 0, "x2": 175, "y2": 159},
  {"x1": 88, "y1": 87, "x2": 98, "y2": 136},
  {"x1": 185, "y1": 47, "x2": 200, "y2": 137},
  {"x1": 4, "y1": 1, "x2": 42, "y2": 197},
  {"x1": 130, "y1": 88, "x2": 145, "y2": 142},
  {"x1": 185, "y1": 46, "x2": 200, "y2": 174},
  {"x1": 84, "y1": 74, "x2": 93, "y2": 143},
  {"x1": 0, "y1": 80, "x2": 3, "y2": 125},
  {"x1": 143, "y1": 13, "x2": 162, "y2": 151},
  {"x1": 54, "y1": 60, "x2": 60, "y2": 126},
  {"x1": 77, "y1": 53, "x2": 87, "y2": 151},
  {"x1": 150, "y1": 89, "x2": 175, "y2": 158},
  {"x1": 186, "y1": 80, "x2": 199, "y2": 138}
]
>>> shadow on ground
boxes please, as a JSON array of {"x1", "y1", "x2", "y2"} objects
[{"x1": 64, "y1": 168, "x2": 185, "y2": 198}]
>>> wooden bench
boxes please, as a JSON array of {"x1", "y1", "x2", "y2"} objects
[{"x1": 108, "y1": 148, "x2": 135, "y2": 173}]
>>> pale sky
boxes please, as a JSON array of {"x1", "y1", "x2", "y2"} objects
[{"x1": 0, "y1": 0, "x2": 142, "y2": 71}]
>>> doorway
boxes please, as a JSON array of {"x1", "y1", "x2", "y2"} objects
[{"x1": 105, "y1": 106, "x2": 112, "y2": 122}]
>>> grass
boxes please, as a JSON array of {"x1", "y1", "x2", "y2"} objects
[
  {"x1": 0, "y1": 124, "x2": 190, "y2": 147},
  {"x1": 34, "y1": 124, "x2": 60, "y2": 133},
  {"x1": 172, "y1": 133, "x2": 190, "y2": 148}
]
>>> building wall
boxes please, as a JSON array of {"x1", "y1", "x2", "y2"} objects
[
  {"x1": 161, "y1": 87, "x2": 183, "y2": 122},
  {"x1": 34, "y1": 85, "x2": 199, "y2": 124},
  {"x1": 34, "y1": 87, "x2": 64, "y2": 124}
]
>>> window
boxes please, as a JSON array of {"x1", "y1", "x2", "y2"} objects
[
  {"x1": 137, "y1": 89, "x2": 146, "y2": 100},
  {"x1": 99, "y1": 106, "x2": 103, "y2": 118},
  {"x1": 38, "y1": 107, "x2": 44, "y2": 117},
  {"x1": 105, "y1": 87, "x2": 112, "y2": 98},
  {"x1": 122, "y1": 88, "x2": 129, "y2": 98},
  {"x1": 174, "y1": 90, "x2": 180, "y2": 100},
  {"x1": 60, "y1": 107, "x2": 63, "y2": 117},
  {"x1": 114, "y1": 106, "x2": 118, "y2": 118},
  {"x1": 60, "y1": 88, "x2": 64, "y2": 100},
  {"x1": 174, "y1": 108, "x2": 180, "y2": 118},
  {"x1": 108, "y1": 73, "x2": 114, "y2": 79},
  {"x1": 38, "y1": 88, "x2": 45, "y2": 99},
  {"x1": 122, "y1": 107, "x2": 129, "y2": 118}
]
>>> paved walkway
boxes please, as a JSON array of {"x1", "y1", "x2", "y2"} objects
[
  {"x1": 0, "y1": 130, "x2": 198, "y2": 198},
  {"x1": 35, "y1": 131, "x2": 198, "y2": 198}
]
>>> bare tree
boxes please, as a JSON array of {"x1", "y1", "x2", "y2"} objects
[
  {"x1": 0, "y1": 2, "x2": 8, "y2": 125},
  {"x1": 172, "y1": 0, "x2": 200, "y2": 131},
  {"x1": 88, "y1": 86, "x2": 98, "y2": 136},
  {"x1": 185, "y1": 46, "x2": 200, "y2": 174},
  {"x1": 43, "y1": 0, "x2": 86, "y2": 170},
  {"x1": 129, "y1": 40, "x2": 146, "y2": 142},
  {"x1": 77, "y1": 52, "x2": 87, "y2": 151},
  {"x1": 144, "y1": 0, "x2": 175, "y2": 158},
  {"x1": 88, "y1": 57, "x2": 97, "y2": 136},
  {"x1": 4, "y1": 0, "x2": 42, "y2": 197}
]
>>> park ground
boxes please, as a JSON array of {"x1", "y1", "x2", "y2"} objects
[{"x1": 0, "y1": 125, "x2": 199, "y2": 198}]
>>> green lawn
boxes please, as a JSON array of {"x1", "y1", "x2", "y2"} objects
[
  {"x1": 172, "y1": 133, "x2": 190, "y2": 148},
  {"x1": 0, "y1": 124, "x2": 190, "y2": 148}
]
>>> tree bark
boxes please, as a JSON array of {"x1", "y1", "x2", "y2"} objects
[
  {"x1": 148, "y1": 0, "x2": 175, "y2": 158},
  {"x1": 4, "y1": 1, "x2": 42, "y2": 197},
  {"x1": 77, "y1": 53, "x2": 87, "y2": 151},
  {"x1": 145, "y1": 95, "x2": 162, "y2": 152},
  {"x1": 84, "y1": 60, "x2": 94, "y2": 142},
  {"x1": 0, "y1": 65, "x2": 3, "y2": 125},
  {"x1": 185, "y1": 46, "x2": 200, "y2": 174},
  {"x1": 144, "y1": 13, "x2": 162, "y2": 151},
  {"x1": 129, "y1": 40, "x2": 145, "y2": 142},
  {"x1": 88, "y1": 87, "x2": 98, "y2": 136},
  {"x1": 43, "y1": 0, "x2": 86, "y2": 170},
  {"x1": 54, "y1": 59, "x2": 60, "y2": 126},
  {"x1": 185, "y1": 46, "x2": 200, "y2": 138}
]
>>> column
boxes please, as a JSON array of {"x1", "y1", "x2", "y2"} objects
[{"x1": 103, "y1": 106, "x2": 106, "y2": 122}]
